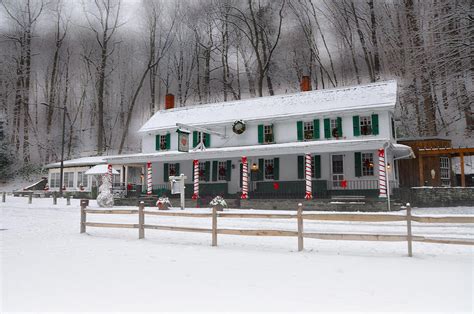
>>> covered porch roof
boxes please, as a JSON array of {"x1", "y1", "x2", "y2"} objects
[{"x1": 105, "y1": 139, "x2": 413, "y2": 164}]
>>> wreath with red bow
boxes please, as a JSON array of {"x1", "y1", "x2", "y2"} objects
[{"x1": 266, "y1": 164, "x2": 273, "y2": 173}]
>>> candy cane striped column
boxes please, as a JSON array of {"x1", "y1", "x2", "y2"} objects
[
  {"x1": 305, "y1": 153, "x2": 313, "y2": 200},
  {"x1": 378, "y1": 149, "x2": 387, "y2": 198},
  {"x1": 107, "y1": 164, "x2": 113, "y2": 186},
  {"x1": 241, "y1": 156, "x2": 248, "y2": 199},
  {"x1": 192, "y1": 160, "x2": 199, "y2": 200},
  {"x1": 146, "y1": 162, "x2": 152, "y2": 195}
]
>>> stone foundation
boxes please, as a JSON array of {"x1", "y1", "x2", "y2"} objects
[{"x1": 395, "y1": 187, "x2": 474, "y2": 207}]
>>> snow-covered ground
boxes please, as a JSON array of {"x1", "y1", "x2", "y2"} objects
[{"x1": 1, "y1": 197, "x2": 473, "y2": 312}]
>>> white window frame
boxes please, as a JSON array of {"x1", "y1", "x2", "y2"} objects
[
  {"x1": 440, "y1": 157, "x2": 450, "y2": 185},
  {"x1": 63, "y1": 172, "x2": 74, "y2": 188},
  {"x1": 198, "y1": 162, "x2": 206, "y2": 181},
  {"x1": 360, "y1": 116, "x2": 372, "y2": 136},
  {"x1": 50, "y1": 173, "x2": 60, "y2": 188},
  {"x1": 264, "y1": 159, "x2": 274, "y2": 180},
  {"x1": 159, "y1": 134, "x2": 168, "y2": 150},
  {"x1": 168, "y1": 163, "x2": 177, "y2": 177},
  {"x1": 361, "y1": 153, "x2": 374, "y2": 176},
  {"x1": 218, "y1": 161, "x2": 227, "y2": 181},
  {"x1": 303, "y1": 121, "x2": 314, "y2": 140},
  {"x1": 263, "y1": 125, "x2": 274, "y2": 143},
  {"x1": 77, "y1": 171, "x2": 88, "y2": 188}
]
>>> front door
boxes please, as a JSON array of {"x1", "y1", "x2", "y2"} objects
[{"x1": 331, "y1": 154, "x2": 344, "y2": 188}]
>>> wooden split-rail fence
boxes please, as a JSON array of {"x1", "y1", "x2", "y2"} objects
[{"x1": 79, "y1": 200, "x2": 474, "y2": 257}]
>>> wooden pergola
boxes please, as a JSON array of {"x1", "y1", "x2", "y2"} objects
[{"x1": 418, "y1": 147, "x2": 474, "y2": 187}]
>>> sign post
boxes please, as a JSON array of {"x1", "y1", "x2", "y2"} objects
[{"x1": 170, "y1": 174, "x2": 187, "y2": 210}]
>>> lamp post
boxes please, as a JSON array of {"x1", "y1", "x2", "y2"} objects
[{"x1": 42, "y1": 102, "x2": 67, "y2": 197}]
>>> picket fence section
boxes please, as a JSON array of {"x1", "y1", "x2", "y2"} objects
[{"x1": 79, "y1": 200, "x2": 474, "y2": 257}]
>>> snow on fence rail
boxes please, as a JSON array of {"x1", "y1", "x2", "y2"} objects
[{"x1": 78, "y1": 200, "x2": 474, "y2": 257}]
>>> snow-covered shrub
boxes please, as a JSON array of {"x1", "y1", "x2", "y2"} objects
[
  {"x1": 156, "y1": 197, "x2": 172, "y2": 210},
  {"x1": 209, "y1": 196, "x2": 227, "y2": 211},
  {"x1": 96, "y1": 174, "x2": 114, "y2": 207}
]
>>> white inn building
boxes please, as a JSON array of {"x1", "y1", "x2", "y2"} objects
[{"x1": 99, "y1": 79, "x2": 414, "y2": 200}]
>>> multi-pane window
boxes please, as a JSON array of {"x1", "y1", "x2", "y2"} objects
[
  {"x1": 330, "y1": 118, "x2": 339, "y2": 137},
  {"x1": 361, "y1": 153, "x2": 374, "y2": 176},
  {"x1": 360, "y1": 116, "x2": 372, "y2": 135},
  {"x1": 264, "y1": 125, "x2": 274, "y2": 143},
  {"x1": 196, "y1": 132, "x2": 209, "y2": 147},
  {"x1": 218, "y1": 161, "x2": 227, "y2": 180},
  {"x1": 159, "y1": 135, "x2": 168, "y2": 150},
  {"x1": 77, "y1": 172, "x2": 88, "y2": 188},
  {"x1": 63, "y1": 172, "x2": 74, "y2": 188},
  {"x1": 264, "y1": 159, "x2": 274, "y2": 180},
  {"x1": 332, "y1": 155, "x2": 344, "y2": 187},
  {"x1": 168, "y1": 163, "x2": 177, "y2": 177},
  {"x1": 198, "y1": 162, "x2": 206, "y2": 181},
  {"x1": 304, "y1": 122, "x2": 313, "y2": 140},
  {"x1": 50, "y1": 173, "x2": 60, "y2": 188},
  {"x1": 440, "y1": 157, "x2": 450, "y2": 186}
]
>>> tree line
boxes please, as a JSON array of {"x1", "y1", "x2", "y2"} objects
[{"x1": 0, "y1": 0, "x2": 472, "y2": 175}]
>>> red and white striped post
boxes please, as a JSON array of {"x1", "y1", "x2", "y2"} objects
[
  {"x1": 107, "y1": 164, "x2": 113, "y2": 183},
  {"x1": 146, "y1": 162, "x2": 152, "y2": 195},
  {"x1": 305, "y1": 153, "x2": 313, "y2": 200},
  {"x1": 192, "y1": 159, "x2": 199, "y2": 200},
  {"x1": 378, "y1": 149, "x2": 387, "y2": 198},
  {"x1": 241, "y1": 156, "x2": 248, "y2": 199}
]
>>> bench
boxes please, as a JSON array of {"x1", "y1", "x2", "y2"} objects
[{"x1": 330, "y1": 195, "x2": 366, "y2": 204}]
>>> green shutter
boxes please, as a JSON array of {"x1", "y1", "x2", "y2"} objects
[
  {"x1": 212, "y1": 161, "x2": 218, "y2": 181},
  {"x1": 258, "y1": 158, "x2": 264, "y2": 181},
  {"x1": 175, "y1": 163, "x2": 180, "y2": 176},
  {"x1": 353, "y1": 116, "x2": 360, "y2": 136},
  {"x1": 226, "y1": 160, "x2": 232, "y2": 181},
  {"x1": 205, "y1": 161, "x2": 211, "y2": 182},
  {"x1": 155, "y1": 135, "x2": 160, "y2": 151},
  {"x1": 313, "y1": 119, "x2": 320, "y2": 139},
  {"x1": 205, "y1": 133, "x2": 210, "y2": 147},
  {"x1": 355, "y1": 152, "x2": 362, "y2": 177},
  {"x1": 193, "y1": 131, "x2": 198, "y2": 147},
  {"x1": 372, "y1": 114, "x2": 379, "y2": 135},
  {"x1": 258, "y1": 125, "x2": 264, "y2": 143},
  {"x1": 324, "y1": 118, "x2": 330, "y2": 138},
  {"x1": 337, "y1": 117, "x2": 343, "y2": 137},
  {"x1": 297, "y1": 121, "x2": 303, "y2": 141},
  {"x1": 164, "y1": 163, "x2": 169, "y2": 182},
  {"x1": 297, "y1": 156, "x2": 304, "y2": 179},
  {"x1": 239, "y1": 163, "x2": 243, "y2": 187},
  {"x1": 314, "y1": 155, "x2": 321, "y2": 178},
  {"x1": 165, "y1": 133, "x2": 171, "y2": 149},
  {"x1": 273, "y1": 158, "x2": 279, "y2": 180}
]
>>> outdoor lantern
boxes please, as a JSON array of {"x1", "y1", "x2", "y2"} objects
[
  {"x1": 251, "y1": 163, "x2": 259, "y2": 172},
  {"x1": 431, "y1": 169, "x2": 436, "y2": 179},
  {"x1": 387, "y1": 163, "x2": 391, "y2": 170}
]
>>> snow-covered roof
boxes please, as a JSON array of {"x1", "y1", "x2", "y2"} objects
[
  {"x1": 106, "y1": 138, "x2": 412, "y2": 164},
  {"x1": 139, "y1": 80, "x2": 397, "y2": 133},
  {"x1": 44, "y1": 156, "x2": 113, "y2": 169},
  {"x1": 85, "y1": 164, "x2": 120, "y2": 175}
]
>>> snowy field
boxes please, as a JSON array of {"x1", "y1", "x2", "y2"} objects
[{"x1": 1, "y1": 197, "x2": 473, "y2": 312}]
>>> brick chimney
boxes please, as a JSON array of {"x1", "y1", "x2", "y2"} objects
[
  {"x1": 300, "y1": 75, "x2": 311, "y2": 92},
  {"x1": 165, "y1": 94, "x2": 175, "y2": 110}
]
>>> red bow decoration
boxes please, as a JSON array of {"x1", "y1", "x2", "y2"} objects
[
  {"x1": 341, "y1": 180, "x2": 347, "y2": 188},
  {"x1": 305, "y1": 192, "x2": 313, "y2": 200},
  {"x1": 273, "y1": 182, "x2": 280, "y2": 190},
  {"x1": 378, "y1": 149, "x2": 385, "y2": 157}
]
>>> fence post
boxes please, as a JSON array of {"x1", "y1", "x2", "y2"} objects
[
  {"x1": 28, "y1": 193, "x2": 32, "y2": 204},
  {"x1": 2, "y1": 192, "x2": 5, "y2": 203},
  {"x1": 406, "y1": 202, "x2": 413, "y2": 257},
  {"x1": 66, "y1": 195, "x2": 71, "y2": 206},
  {"x1": 138, "y1": 201, "x2": 145, "y2": 239},
  {"x1": 53, "y1": 193, "x2": 57, "y2": 205},
  {"x1": 212, "y1": 206, "x2": 217, "y2": 247},
  {"x1": 297, "y1": 203, "x2": 304, "y2": 252},
  {"x1": 80, "y1": 199, "x2": 87, "y2": 234}
]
